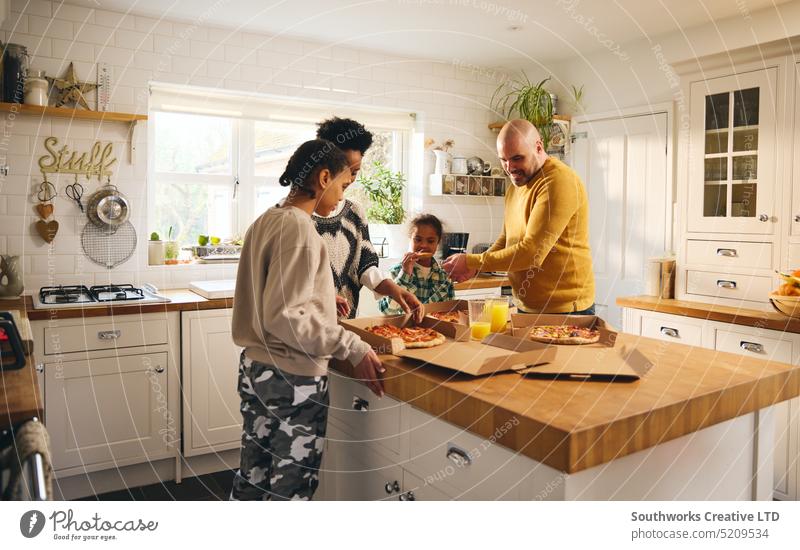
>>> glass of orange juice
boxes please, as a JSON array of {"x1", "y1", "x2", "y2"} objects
[
  {"x1": 487, "y1": 297, "x2": 510, "y2": 333},
  {"x1": 468, "y1": 299, "x2": 492, "y2": 341}
]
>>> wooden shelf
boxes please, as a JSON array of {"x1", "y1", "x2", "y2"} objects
[
  {"x1": 0, "y1": 102, "x2": 147, "y2": 123},
  {"x1": 489, "y1": 114, "x2": 571, "y2": 131}
]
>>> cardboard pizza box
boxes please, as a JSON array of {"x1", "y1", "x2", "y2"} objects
[
  {"x1": 512, "y1": 343, "x2": 652, "y2": 382},
  {"x1": 510, "y1": 313, "x2": 618, "y2": 347},
  {"x1": 340, "y1": 316, "x2": 555, "y2": 376},
  {"x1": 422, "y1": 300, "x2": 470, "y2": 329},
  {"x1": 397, "y1": 332, "x2": 557, "y2": 376},
  {"x1": 340, "y1": 312, "x2": 471, "y2": 356}
]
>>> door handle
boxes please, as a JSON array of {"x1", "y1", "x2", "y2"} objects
[
  {"x1": 352, "y1": 396, "x2": 369, "y2": 411},
  {"x1": 660, "y1": 327, "x2": 679, "y2": 338},
  {"x1": 740, "y1": 341, "x2": 764, "y2": 354},
  {"x1": 97, "y1": 330, "x2": 121, "y2": 340},
  {"x1": 715, "y1": 248, "x2": 737, "y2": 257},
  {"x1": 716, "y1": 280, "x2": 737, "y2": 289},
  {"x1": 446, "y1": 444, "x2": 472, "y2": 467}
]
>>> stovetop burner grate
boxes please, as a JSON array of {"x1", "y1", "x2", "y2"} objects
[
  {"x1": 89, "y1": 284, "x2": 145, "y2": 302},
  {"x1": 39, "y1": 285, "x2": 93, "y2": 304}
]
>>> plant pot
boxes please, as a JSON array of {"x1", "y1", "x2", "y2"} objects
[{"x1": 148, "y1": 241, "x2": 165, "y2": 266}]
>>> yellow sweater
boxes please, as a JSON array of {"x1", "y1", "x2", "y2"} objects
[{"x1": 466, "y1": 157, "x2": 595, "y2": 313}]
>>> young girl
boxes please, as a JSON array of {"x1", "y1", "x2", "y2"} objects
[
  {"x1": 378, "y1": 214, "x2": 455, "y2": 314},
  {"x1": 231, "y1": 139, "x2": 383, "y2": 501}
]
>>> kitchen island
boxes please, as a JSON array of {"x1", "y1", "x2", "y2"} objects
[{"x1": 331, "y1": 332, "x2": 800, "y2": 500}]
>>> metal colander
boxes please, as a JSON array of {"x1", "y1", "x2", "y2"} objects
[{"x1": 81, "y1": 221, "x2": 138, "y2": 268}]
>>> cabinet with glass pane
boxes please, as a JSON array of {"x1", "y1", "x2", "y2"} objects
[{"x1": 687, "y1": 68, "x2": 777, "y2": 234}]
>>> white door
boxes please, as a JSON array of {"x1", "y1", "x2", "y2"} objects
[
  {"x1": 182, "y1": 310, "x2": 242, "y2": 457},
  {"x1": 792, "y1": 63, "x2": 800, "y2": 236},
  {"x1": 572, "y1": 111, "x2": 670, "y2": 327}
]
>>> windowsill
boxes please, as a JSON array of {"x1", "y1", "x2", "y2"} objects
[{"x1": 142, "y1": 261, "x2": 239, "y2": 270}]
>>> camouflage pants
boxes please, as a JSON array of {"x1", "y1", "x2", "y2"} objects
[{"x1": 230, "y1": 352, "x2": 329, "y2": 501}]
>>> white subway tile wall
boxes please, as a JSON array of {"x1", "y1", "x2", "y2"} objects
[{"x1": 0, "y1": 1, "x2": 507, "y2": 290}]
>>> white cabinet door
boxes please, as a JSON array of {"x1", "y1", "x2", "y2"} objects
[
  {"x1": 688, "y1": 68, "x2": 778, "y2": 234},
  {"x1": 572, "y1": 111, "x2": 670, "y2": 328},
  {"x1": 182, "y1": 310, "x2": 242, "y2": 457},
  {"x1": 46, "y1": 353, "x2": 170, "y2": 471},
  {"x1": 791, "y1": 63, "x2": 800, "y2": 236},
  {"x1": 401, "y1": 470, "x2": 452, "y2": 501},
  {"x1": 773, "y1": 398, "x2": 799, "y2": 500},
  {"x1": 323, "y1": 422, "x2": 404, "y2": 501}
]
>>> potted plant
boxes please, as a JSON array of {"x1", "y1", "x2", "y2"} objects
[
  {"x1": 491, "y1": 74, "x2": 555, "y2": 150},
  {"x1": 148, "y1": 231, "x2": 165, "y2": 266},
  {"x1": 163, "y1": 226, "x2": 179, "y2": 265},
  {"x1": 354, "y1": 162, "x2": 407, "y2": 258}
]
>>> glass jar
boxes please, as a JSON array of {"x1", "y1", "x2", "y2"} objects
[
  {"x1": 24, "y1": 74, "x2": 48, "y2": 106},
  {"x1": 2, "y1": 43, "x2": 29, "y2": 103}
]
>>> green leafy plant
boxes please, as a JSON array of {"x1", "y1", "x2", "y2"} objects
[
  {"x1": 355, "y1": 162, "x2": 406, "y2": 225},
  {"x1": 149, "y1": 231, "x2": 160, "y2": 241},
  {"x1": 491, "y1": 73, "x2": 554, "y2": 150}
]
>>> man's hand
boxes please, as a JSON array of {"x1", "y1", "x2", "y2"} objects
[
  {"x1": 443, "y1": 253, "x2": 478, "y2": 283},
  {"x1": 375, "y1": 279, "x2": 425, "y2": 322},
  {"x1": 353, "y1": 349, "x2": 385, "y2": 397},
  {"x1": 335, "y1": 295, "x2": 351, "y2": 318}
]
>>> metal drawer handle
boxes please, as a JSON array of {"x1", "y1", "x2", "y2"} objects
[
  {"x1": 794, "y1": 214, "x2": 800, "y2": 223},
  {"x1": 446, "y1": 444, "x2": 472, "y2": 467},
  {"x1": 352, "y1": 396, "x2": 369, "y2": 411},
  {"x1": 759, "y1": 214, "x2": 769, "y2": 222},
  {"x1": 150, "y1": 365, "x2": 165, "y2": 374},
  {"x1": 385, "y1": 481, "x2": 400, "y2": 494},
  {"x1": 715, "y1": 248, "x2": 737, "y2": 257},
  {"x1": 660, "y1": 327, "x2": 679, "y2": 338},
  {"x1": 399, "y1": 491, "x2": 415, "y2": 501},
  {"x1": 98, "y1": 330, "x2": 121, "y2": 340},
  {"x1": 740, "y1": 341, "x2": 764, "y2": 354},
  {"x1": 717, "y1": 280, "x2": 737, "y2": 289}
]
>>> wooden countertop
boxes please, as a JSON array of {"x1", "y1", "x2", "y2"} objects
[
  {"x1": 617, "y1": 295, "x2": 800, "y2": 333},
  {"x1": 333, "y1": 332, "x2": 800, "y2": 473},
  {"x1": 24, "y1": 276, "x2": 510, "y2": 321},
  {"x1": 1, "y1": 299, "x2": 43, "y2": 430},
  {"x1": 24, "y1": 289, "x2": 233, "y2": 321}
]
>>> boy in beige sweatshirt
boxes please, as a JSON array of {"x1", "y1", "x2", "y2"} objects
[{"x1": 230, "y1": 139, "x2": 383, "y2": 501}]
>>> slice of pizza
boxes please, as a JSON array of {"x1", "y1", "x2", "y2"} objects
[{"x1": 528, "y1": 324, "x2": 600, "y2": 345}]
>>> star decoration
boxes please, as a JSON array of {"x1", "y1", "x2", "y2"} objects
[{"x1": 46, "y1": 62, "x2": 98, "y2": 110}]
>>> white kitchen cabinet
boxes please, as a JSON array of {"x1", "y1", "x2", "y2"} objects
[
  {"x1": 31, "y1": 313, "x2": 181, "y2": 479},
  {"x1": 45, "y1": 352, "x2": 171, "y2": 471},
  {"x1": 621, "y1": 306, "x2": 800, "y2": 500},
  {"x1": 181, "y1": 309, "x2": 242, "y2": 457},
  {"x1": 687, "y1": 68, "x2": 778, "y2": 235},
  {"x1": 790, "y1": 62, "x2": 800, "y2": 237}
]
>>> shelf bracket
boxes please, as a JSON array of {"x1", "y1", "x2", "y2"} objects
[{"x1": 129, "y1": 120, "x2": 140, "y2": 164}]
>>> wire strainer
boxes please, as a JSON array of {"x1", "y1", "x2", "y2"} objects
[{"x1": 81, "y1": 221, "x2": 138, "y2": 268}]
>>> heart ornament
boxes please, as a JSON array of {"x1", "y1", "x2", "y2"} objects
[{"x1": 35, "y1": 220, "x2": 59, "y2": 243}]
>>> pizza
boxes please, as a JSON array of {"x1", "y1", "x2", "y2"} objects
[
  {"x1": 365, "y1": 324, "x2": 447, "y2": 348},
  {"x1": 528, "y1": 325, "x2": 600, "y2": 345},
  {"x1": 428, "y1": 311, "x2": 463, "y2": 324}
]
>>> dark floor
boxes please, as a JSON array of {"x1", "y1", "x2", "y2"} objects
[{"x1": 76, "y1": 469, "x2": 235, "y2": 501}]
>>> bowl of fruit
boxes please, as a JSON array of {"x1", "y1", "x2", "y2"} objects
[{"x1": 770, "y1": 270, "x2": 800, "y2": 317}]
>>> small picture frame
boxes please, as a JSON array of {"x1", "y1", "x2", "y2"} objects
[
  {"x1": 493, "y1": 178, "x2": 505, "y2": 196},
  {"x1": 455, "y1": 176, "x2": 467, "y2": 195},
  {"x1": 480, "y1": 177, "x2": 492, "y2": 196},
  {"x1": 468, "y1": 176, "x2": 481, "y2": 195},
  {"x1": 442, "y1": 175, "x2": 455, "y2": 195}
]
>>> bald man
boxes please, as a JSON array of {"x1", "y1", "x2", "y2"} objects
[{"x1": 443, "y1": 119, "x2": 595, "y2": 314}]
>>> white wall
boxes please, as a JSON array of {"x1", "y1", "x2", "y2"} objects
[
  {"x1": 0, "y1": 0, "x2": 506, "y2": 291},
  {"x1": 533, "y1": 1, "x2": 800, "y2": 116}
]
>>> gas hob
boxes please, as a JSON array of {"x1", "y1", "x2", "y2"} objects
[{"x1": 33, "y1": 284, "x2": 171, "y2": 310}]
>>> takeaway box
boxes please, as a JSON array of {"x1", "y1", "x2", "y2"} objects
[
  {"x1": 510, "y1": 313, "x2": 618, "y2": 346},
  {"x1": 339, "y1": 315, "x2": 556, "y2": 376}
]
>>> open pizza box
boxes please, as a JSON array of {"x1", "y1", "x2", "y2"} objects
[
  {"x1": 340, "y1": 315, "x2": 556, "y2": 376},
  {"x1": 510, "y1": 313, "x2": 618, "y2": 346},
  {"x1": 424, "y1": 299, "x2": 518, "y2": 333}
]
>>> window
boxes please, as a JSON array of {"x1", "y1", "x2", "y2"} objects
[{"x1": 149, "y1": 85, "x2": 415, "y2": 249}]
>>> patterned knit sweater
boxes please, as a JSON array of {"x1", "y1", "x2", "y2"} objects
[{"x1": 313, "y1": 200, "x2": 379, "y2": 318}]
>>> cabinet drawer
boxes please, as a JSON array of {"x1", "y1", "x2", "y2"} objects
[
  {"x1": 686, "y1": 240, "x2": 772, "y2": 269},
  {"x1": 44, "y1": 318, "x2": 169, "y2": 355},
  {"x1": 406, "y1": 407, "x2": 525, "y2": 500},
  {"x1": 640, "y1": 315, "x2": 704, "y2": 347},
  {"x1": 714, "y1": 328, "x2": 792, "y2": 364},
  {"x1": 686, "y1": 270, "x2": 773, "y2": 303},
  {"x1": 328, "y1": 375, "x2": 405, "y2": 459}
]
